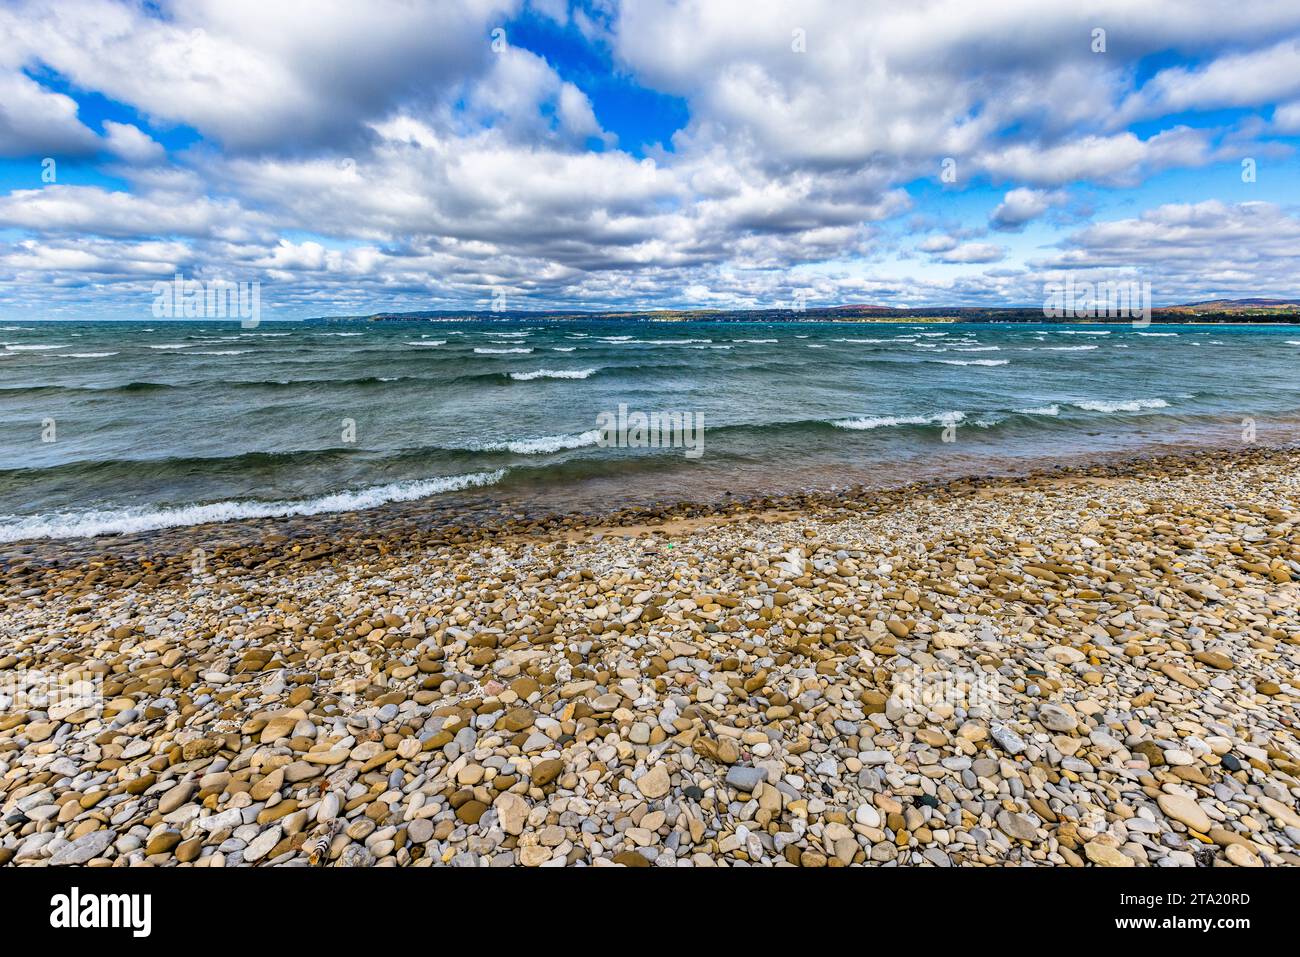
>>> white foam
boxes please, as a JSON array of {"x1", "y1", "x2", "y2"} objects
[
  {"x1": 406, "y1": 340, "x2": 446, "y2": 347},
  {"x1": 483, "y1": 429, "x2": 603, "y2": 454},
  {"x1": 833, "y1": 411, "x2": 965, "y2": 430},
  {"x1": 933, "y1": 358, "x2": 1009, "y2": 366},
  {"x1": 552, "y1": 347, "x2": 577, "y2": 351},
  {"x1": 187, "y1": 350, "x2": 250, "y2": 356},
  {"x1": 1017, "y1": 404, "x2": 1061, "y2": 416},
  {"x1": 1040, "y1": 345, "x2": 1099, "y2": 351},
  {"x1": 509, "y1": 368, "x2": 596, "y2": 380},
  {"x1": 475, "y1": 347, "x2": 533, "y2": 354},
  {"x1": 1073, "y1": 398, "x2": 1169, "y2": 413},
  {"x1": 147, "y1": 344, "x2": 195, "y2": 350},
  {"x1": 0, "y1": 470, "x2": 507, "y2": 543},
  {"x1": 4, "y1": 344, "x2": 63, "y2": 351},
  {"x1": 1136, "y1": 332, "x2": 1178, "y2": 336},
  {"x1": 951, "y1": 346, "x2": 1000, "y2": 352},
  {"x1": 831, "y1": 338, "x2": 887, "y2": 343},
  {"x1": 1055, "y1": 330, "x2": 1111, "y2": 335},
  {"x1": 57, "y1": 352, "x2": 119, "y2": 358},
  {"x1": 731, "y1": 338, "x2": 778, "y2": 343}
]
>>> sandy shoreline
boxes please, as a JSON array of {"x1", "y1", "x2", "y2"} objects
[{"x1": 1, "y1": 444, "x2": 1298, "y2": 866}]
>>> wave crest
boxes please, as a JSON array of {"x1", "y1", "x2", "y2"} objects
[
  {"x1": 0, "y1": 470, "x2": 507, "y2": 542},
  {"x1": 509, "y1": 368, "x2": 596, "y2": 380}
]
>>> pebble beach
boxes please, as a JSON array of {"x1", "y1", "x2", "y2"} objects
[{"x1": 2, "y1": 445, "x2": 1298, "y2": 868}]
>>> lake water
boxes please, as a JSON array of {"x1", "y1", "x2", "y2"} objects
[{"x1": 3, "y1": 318, "x2": 1298, "y2": 542}]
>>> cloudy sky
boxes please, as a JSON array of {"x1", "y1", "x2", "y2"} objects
[{"x1": 2, "y1": 0, "x2": 1300, "y2": 320}]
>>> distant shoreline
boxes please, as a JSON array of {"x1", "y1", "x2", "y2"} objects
[
  {"x1": 311, "y1": 311, "x2": 1300, "y2": 326},
  {"x1": 302, "y1": 296, "x2": 1300, "y2": 324},
  {"x1": 10, "y1": 316, "x2": 1300, "y2": 326}
]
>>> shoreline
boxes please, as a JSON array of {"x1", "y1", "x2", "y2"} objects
[
  {"x1": 16, "y1": 315, "x2": 1300, "y2": 324},
  {"x1": 3, "y1": 439, "x2": 1297, "y2": 594},
  {"x1": 1, "y1": 443, "x2": 1298, "y2": 866}
]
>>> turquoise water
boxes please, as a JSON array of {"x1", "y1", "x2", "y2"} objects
[{"x1": 2, "y1": 319, "x2": 1298, "y2": 542}]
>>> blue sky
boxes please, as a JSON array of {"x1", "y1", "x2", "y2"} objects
[{"x1": 3, "y1": 0, "x2": 1300, "y2": 320}]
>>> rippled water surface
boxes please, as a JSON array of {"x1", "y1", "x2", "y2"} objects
[{"x1": 2, "y1": 319, "x2": 1298, "y2": 541}]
